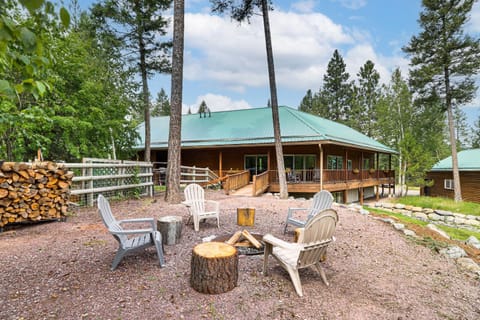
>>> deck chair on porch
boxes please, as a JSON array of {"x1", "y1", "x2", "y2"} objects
[
  {"x1": 284, "y1": 190, "x2": 333, "y2": 234},
  {"x1": 183, "y1": 183, "x2": 220, "y2": 232},
  {"x1": 263, "y1": 208, "x2": 338, "y2": 296},
  {"x1": 97, "y1": 194, "x2": 165, "y2": 270}
]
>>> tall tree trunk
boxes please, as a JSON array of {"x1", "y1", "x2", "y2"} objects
[
  {"x1": 139, "y1": 36, "x2": 151, "y2": 162},
  {"x1": 444, "y1": 66, "x2": 462, "y2": 202},
  {"x1": 446, "y1": 105, "x2": 462, "y2": 201},
  {"x1": 261, "y1": 0, "x2": 287, "y2": 199},
  {"x1": 165, "y1": 0, "x2": 184, "y2": 203}
]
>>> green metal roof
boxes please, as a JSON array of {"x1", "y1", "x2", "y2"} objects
[
  {"x1": 431, "y1": 149, "x2": 480, "y2": 171},
  {"x1": 134, "y1": 106, "x2": 396, "y2": 154}
]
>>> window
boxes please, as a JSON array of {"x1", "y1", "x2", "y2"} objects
[
  {"x1": 283, "y1": 155, "x2": 316, "y2": 170},
  {"x1": 327, "y1": 155, "x2": 343, "y2": 170},
  {"x1": 363, "y1": 158, "x2": 370, "y2": 169},
  {"x1": 444, "y1": 179, "x2": 454, "y2": 190},
  {"x1": 347, "y1": 159, "x2": 352, "y2": 170}
]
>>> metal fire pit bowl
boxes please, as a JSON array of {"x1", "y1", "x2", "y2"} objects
[{"x1": 213, "y1": 233, "x2": 265, "y2": 256}]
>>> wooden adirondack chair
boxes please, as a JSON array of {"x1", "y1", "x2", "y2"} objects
[
  {"x1": 97, "y1": 194, "x2": 165, "y2": 270},
  {"x1": 182, "y1": 183, "x2": 220, "y2": 232},
  {"x1": 263, "y1": 209, "x2": 338, "y2": 296},
  {"x1": 284, "y1": 190, "x2": 334, "y2": 234}
]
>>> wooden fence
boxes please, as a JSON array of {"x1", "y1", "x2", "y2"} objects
[{"x1": 68, "y1": 159, "x2": 153, "y2": 207}]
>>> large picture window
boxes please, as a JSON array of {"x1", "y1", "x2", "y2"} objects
[
  {"x1": 284, "y1": 155, "x2": 316, "y2": 171},
  {"x1": 327, "y1": 155, "x2": 343, "y2": 170}
]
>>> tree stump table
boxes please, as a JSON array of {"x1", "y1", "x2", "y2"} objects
[
  {"x1": 237, "y1": 208, "x2": 255, "y2": 226},
  {"x1": 157, "y1": 216, "x2": 183, "y2": 245},
  {"x1": 190, "y1": 242, "x2": 238, "y2": 294}
]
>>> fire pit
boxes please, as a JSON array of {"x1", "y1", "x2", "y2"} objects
[{"x1": 213, "y1": 231, "x2": 265, "y2": 256}]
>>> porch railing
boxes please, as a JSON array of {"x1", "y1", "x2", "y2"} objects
[
  {"x1": 269, "y1": 169, "x2": 395, "y2": 184},
  {"x1": 252, "y1": 171, "x2": 269, "y2": 196},
  {"x1": 223, "y1": 170, "x2": 250, "y2": 194}
]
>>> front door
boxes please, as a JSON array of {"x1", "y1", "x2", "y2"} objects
[{"x1": 245, "y1": 155, "x2": 268, "y2": 180}]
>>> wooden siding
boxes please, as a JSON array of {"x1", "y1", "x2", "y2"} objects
[{"x1": 426, "y1": 171, "x2": 480, "y2": 203}]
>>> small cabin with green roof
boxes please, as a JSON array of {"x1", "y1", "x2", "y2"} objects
[
  {"x1": 135, "y1": 106, "x2": 396, "y2": 203},
  {"x1": 424, "y1": 149, "x2": 480, "y2": 203}
]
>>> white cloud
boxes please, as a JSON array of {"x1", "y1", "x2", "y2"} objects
[
  {"x1": 331, "y1": 0, "x2": 367, "y2": 10},
  {"x1": 183, "y1": 10, "x2": 353, "y2": 91},
  {"x1": 183, "y1": 93, "x2": 251, "y2": 114},
  {"x1": 291, "y1": 1, "x2": 316, "y2": 13}
]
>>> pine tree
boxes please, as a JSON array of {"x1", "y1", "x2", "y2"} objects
[
  {"x1": 319, "y1": 50, "x2": 352, "y2": 123},
  {"x1": 403, "y1": 0, "x2": 480, "y2": 202},
  {"x1": 197, "y1": 100, "x2": 208, "y2": 114},
  {"x1": 92, "y1": 0, "x2": 172, "y2": 162},
  {"x1": 472, "y1": 116, "x2": 480, "y2": 148},
  {"x1": 152, "y1": 89, "x2": 171, "y2": 116},
  {"x1": 354, "y1": 60, "x2": 380, "y2": 138}
]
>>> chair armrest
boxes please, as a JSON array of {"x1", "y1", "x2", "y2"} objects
[
  {"x1": 263, "y1": 233, "x2": 301, "y2": 250},
  {"x1": 118, "y1": 218, "x2": 156, "y2": 230},
  {"x1": 110, "y1": 228, "x2": 154, "y2": 235},
  {"x1": 286, "y1": 207, "x2": 307, "y2": 218},
  {"x1": 181, "y1": 201, "x2": 192, "y2": 207}
]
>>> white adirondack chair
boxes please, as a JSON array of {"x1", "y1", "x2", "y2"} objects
[
  {"x1": 182, "y1": 183, "x2": 220, "y2": 232},
  {"x1": 263, "y1": 208, "x2": 338, "y2": 296},
  {"x1": 97, "y1": 194, "x2": 165, "y2": 270},
  {"x1": 284, "y1": 190, "x2": 334, "y2": 234}
]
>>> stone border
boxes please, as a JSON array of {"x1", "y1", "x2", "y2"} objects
[{"x1": 341, "y1": 202, "x2": 480, "y2": 277}]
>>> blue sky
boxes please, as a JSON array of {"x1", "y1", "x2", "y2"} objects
[{"x1": 78, "y1": 0, "x2": 480, "y2": 124}]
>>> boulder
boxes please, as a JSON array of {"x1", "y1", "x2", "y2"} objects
[
  {"x1": 439, "y1": 246, "x2": 467, "y2": 259},
  {"x1": 434, "y1": 209, "x2": 453, "y2": 216},
  {"x1": 428, "y1": 213, "x2": 443, "y2": 221},
  {"x1": 456, "y1": 258, "x2": 480, "y2": 273},
  {"x1": 413, "y1": 212, "x2": 428, "y2": 221},
  {"x1": 466, "y1": 236, "x2": 480, "y2": 249}
]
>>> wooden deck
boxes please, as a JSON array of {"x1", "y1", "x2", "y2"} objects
[{"x1": 228, "y1": 183, "x2": 253, "y2": 196}]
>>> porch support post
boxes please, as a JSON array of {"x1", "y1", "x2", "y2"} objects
[
  {"x1": 345, "y1": 149, "x2": 348, "y2": 183},
  {"x1": 219, "y1": 151, "x2": 223, "y2": 177},
  {"x1": 360, "y1": 188, "x2": 364, "y2": 205},
  {"x1": 318, "y1": 144, "x2": 323, "y2": 190}
]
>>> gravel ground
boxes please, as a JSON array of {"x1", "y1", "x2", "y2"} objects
[{"x1": 1, "y1": 190, "x2": 479, "y2": 320}]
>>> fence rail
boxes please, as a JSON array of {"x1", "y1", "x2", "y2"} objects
[
  {"x1": 68, "y1": 160, "x2": 153, "y2": 207},
  {"x1": 152, "y1": 162, "x2": 219, "y2": 186}
]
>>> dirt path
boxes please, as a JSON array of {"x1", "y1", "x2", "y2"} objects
[{"x1": 1, "y1": 191, "x2": 479, "y2": 319}]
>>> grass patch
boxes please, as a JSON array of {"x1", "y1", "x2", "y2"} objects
[
  {"x1": 392, "y1": 196, "x2": 480, "y2": 216},
  {"x1": 436, "y1": 224, "x2": 480, "y2": 242},
  {"x1": 368, "y1": 207, "x2": 429, "y2": 227},
  {"x1": 154, "y1": 185, "x2": 166, "y2": 192}
]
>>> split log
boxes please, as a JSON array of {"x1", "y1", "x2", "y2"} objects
[
  {"x1": 190, "y1": 242, "x2": 238, "y2": 294},
  {"x1": 225, "y1": 230, "x2": 242, "y2": 245},
  {"x1": 241, "y1": 229, "x2": 262, "y2": 249}
]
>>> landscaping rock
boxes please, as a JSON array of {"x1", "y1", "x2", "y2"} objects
[
  {"x1": 411, "y1": 206, "x2": 423, "y2": 212},
  {"x1": 439, "y1": 246, "x2": 467, "y2": 259},
  {"x1": 466, "y1": 219, "x2": 480, "y2": 227},
  {"x1": 434, "y1": 209, "x2": 453, "y2": 216},
  {"x1": 426, "y1": 224, "x2": 450, "y2": 240},
  {"x1": 413, "y1": 212, "x2": 428, "y2": 221},
  {"x1": 466, "y1": 236, "x2": 480, "y2": 249},
  {"x1": 454, "y1": 217, "x2": 467, "y2": 225},
  {"x1": 394, "y1": 203, "x2": 405, "y2": 209},
  {"x1": 456, "y1": 258, "x2": 480, "y2": 273},
  {"x1": 428, "y1": 213, "x2": 443, "y2": 221},
  {"x1": 403, "y1": 229, "x2": 416, "y2": 237},
  {"x1": 393, "y1": 223, "x2": 405, "y2": 230}
]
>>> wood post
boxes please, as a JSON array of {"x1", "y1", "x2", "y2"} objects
[{"x1": 190, "y1": 242, "x2": 238, "y2": 294}]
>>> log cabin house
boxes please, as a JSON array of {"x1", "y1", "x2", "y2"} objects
[
  {"x1": 134, "y1": 106, "x2": 397, "y2": 204},
  {"x1": 424, "y1": 149, "x2": 480, "y2": 203}
]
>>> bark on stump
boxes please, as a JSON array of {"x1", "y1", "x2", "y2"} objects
[
  {"x1": 190, "y1": 242, "x2": 238, "y2": 294},
  {"x1": 157, "y1": 216, "x2": 183, "y2": 245}
]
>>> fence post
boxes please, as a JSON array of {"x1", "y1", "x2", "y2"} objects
[{"x1": 87, "y1": 164, "x2": 94, "y2": 206}]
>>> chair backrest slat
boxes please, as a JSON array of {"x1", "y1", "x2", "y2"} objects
[
  {"x1": 306, "y1": 190, "x2": 334, "y2": 220},
  {"x1": 97, "y1": 194, "x2": 128, "y2": 243},
  {"x1": 184, "y1": 184, "x2": 206, "y2": 214},
  {"x1": 298, "y1": 209, "x2": 338, "y2": 268}
]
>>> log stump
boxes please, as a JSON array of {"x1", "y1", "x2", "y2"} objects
[
  {"x1": 190, "y1": 242, "x2": 238, "y2": 294},
  {"x1": 157, "y1": 216, "x2": 183, "y2": 245},
  {"x1": 237, "y1": 208, "x2": 255, "y2": 226}
]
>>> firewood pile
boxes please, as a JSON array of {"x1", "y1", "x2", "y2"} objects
[{"x1": 0, "y1": 161, "x2": 73, "y2": 228}]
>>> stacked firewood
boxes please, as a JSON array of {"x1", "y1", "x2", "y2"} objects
[{"x1": 0, "y1": 161, "x2": 73, "y2": 228}]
